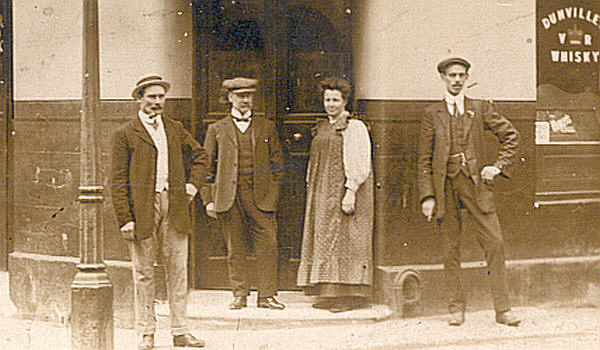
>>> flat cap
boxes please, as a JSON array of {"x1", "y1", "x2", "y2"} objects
[
  {"x1": 437, "y1": 57, "x2": 471, "y2": 73},
  {"x1": 132, "y1": 75, "x2": 170, "y2": 99},
  {"x1": 222, "y1": 77, "x2": 258, "y2": 93}
]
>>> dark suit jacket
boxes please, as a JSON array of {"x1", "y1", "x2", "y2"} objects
[
  {"x1": 417, "y1": 97, "x2": 519, "y2": 219},
  {"x1": 110, "y1": 115, "x2": 209, "y2": 239},
  {"x1": 201, "y1": 115, "x2": 283, "y2": 212}
]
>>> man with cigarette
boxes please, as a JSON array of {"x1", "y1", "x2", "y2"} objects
[{"x1": 417, "y1": 58, "x2": 521, "y2": 327}]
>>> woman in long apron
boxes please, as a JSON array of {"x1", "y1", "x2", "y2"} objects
[{"x1": 296, "y1": 77, "x2": 374, "y2": 313}]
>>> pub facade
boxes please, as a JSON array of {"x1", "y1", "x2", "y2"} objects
[{"x1": 1, "y1": 0, "x2": 598, "y2": 325}]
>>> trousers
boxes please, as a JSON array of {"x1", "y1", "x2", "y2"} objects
[
  {"x1": 128, "y1": 190, "x2": 189, "y2": 336},
  {"x1": 440, "y1": 172, "x2": 511, "y2": 313},
  {"x1": 219, "y1": 175, "x2": 278, "y2": 298}
]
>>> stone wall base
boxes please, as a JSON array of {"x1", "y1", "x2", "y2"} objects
[
  {"x1": 9, "y1": 252, "x2": 134, "y2": 328},
  {"x1": 376, "y1": 256, "x2": 600, "y2": 317},
  {"x1": 10, "y1": 252, "x2": 600, "y2": 327}
]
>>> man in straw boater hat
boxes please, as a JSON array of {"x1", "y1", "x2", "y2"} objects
[
  {"x1": 417, "y1": 58, "x2": 522, "y2": 327},
  {"x1": 110, "y1": 75, "x2": 209, "y2": 349},
  {"x1": 201, "y1": 77, "x2": 285, "y2": 310}
]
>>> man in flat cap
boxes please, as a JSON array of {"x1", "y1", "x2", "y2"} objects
[
  {"x1": 110, "y1": 75, "x2": 209, "y2": 349},
  {"x1": 417, "y1": 58, "x2": 521, "y2": 327},
  {"x1": 201, "y1": 77, "x2": 285, "y2": 310}
]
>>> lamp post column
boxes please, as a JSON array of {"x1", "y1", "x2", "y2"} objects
[{"x1": 70, "y1": 1, "x2": 114, "y2": 349}]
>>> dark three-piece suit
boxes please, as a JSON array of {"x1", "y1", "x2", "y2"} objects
[
  {"x1": 201, "y1": 115, "x2": 283, "y2": 298},
  {"x1": 417, "y1": 97, "x2": 520, "y2": 313}
]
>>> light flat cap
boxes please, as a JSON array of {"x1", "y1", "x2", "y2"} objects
[
  {"x1": 222, "y1": 77, "x2": 258, "y2": 93},
  {"x1": 437, "y1": 57, "x2": 471, "y2": 73},
  {"x1": 132, "y1": 75, "x2": 170, "y2": 99}
]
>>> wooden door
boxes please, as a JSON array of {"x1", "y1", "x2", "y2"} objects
[
  {"x1": 191, "y1": 0, "x2": 352, "y2": 290},
  {"x1": 276, "y1": 3, "x2": 352, "y2": 288}
]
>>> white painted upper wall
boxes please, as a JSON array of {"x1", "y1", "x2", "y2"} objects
[
  {"x1": 13, "y1": 1, "x2": 82, "y2": 100},
  {"x1": 99, "y1": 0, "x2": 192, "y2": 99},
  {"x1": 13, "y1": 0, "x2": 535, "y2": 101},
  {"x1": 354, "y1": 0, "x2": 536, "y2": 101},
  {"x1": 13, "y1": 0, "x2": 192, "y2": 100}
]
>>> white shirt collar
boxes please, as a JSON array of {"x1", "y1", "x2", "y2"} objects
[
  {"x1": 231, "y1": 108, "x2": 252, "y2": 121},
  {"x1": 138, "y1": 110, "x2": 162, "y2": 126},
  {"x1": 444, "y1": 90, "x2": 465, "y2": 115},
  {"x1": 328, "y1": 110, "x2": 350, "y2": 124}
]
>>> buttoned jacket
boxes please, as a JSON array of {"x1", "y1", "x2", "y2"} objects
[
  {"x1": 417, "y1": 97, "x2": 519, "y2": 219},
  {"x1": 110, "y1": 116, "x2": 209, "y2": 239},
  {"x1": 201, "y1": 115, "x2": 283, "y2": 212}
]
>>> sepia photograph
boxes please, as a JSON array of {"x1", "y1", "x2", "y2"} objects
[{"x1": 0, "y1": 0, "x2": 599, "y2": 349}]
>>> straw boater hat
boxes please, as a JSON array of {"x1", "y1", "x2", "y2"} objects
[
  {"x1": 436, "y1": 57, "x2": 471, "y2": 73},
  {"x1": 219, "y1": 77, "x2": 258, "y2": 103},
  {"x1": 131, "y1": 75, "x2": 171, "y2": 99}
]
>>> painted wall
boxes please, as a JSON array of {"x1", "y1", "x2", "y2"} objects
[
  {"x1": 11, "y1": 1, "x2": 193, "y2": 262},
  {"x1": 99, "y1": 0, "x2": 192, "y2": 99},
  {"x1": 13, "y1": 0, "x2": 192, "y2": 100},
  {"x1": 13, "y1": 1, "x2": 82, "y2": 100},
  {"x1": 354, "y1": 0, "x2": 536, "y2": 101}
]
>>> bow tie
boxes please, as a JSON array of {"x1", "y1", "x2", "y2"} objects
[{"x1": 232, "y1": 116, "x2": 251, "y2": 122}]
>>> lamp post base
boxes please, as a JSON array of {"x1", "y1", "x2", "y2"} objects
[{"x1": 70, "y1": 267, "x2": 114, "y2": 350}]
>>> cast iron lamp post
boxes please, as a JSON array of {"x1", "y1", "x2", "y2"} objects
[{"x1": 70, "y1": 1, "x2": 114, "y2": 349}]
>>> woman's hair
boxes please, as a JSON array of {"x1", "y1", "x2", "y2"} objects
[{"x1": 319, "y1": 77, "x2": 352, "y2": 101}]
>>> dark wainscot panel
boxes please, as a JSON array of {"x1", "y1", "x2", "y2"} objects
[{"x1": 358, "y1": 99, "x2": 598, "y2": 270}]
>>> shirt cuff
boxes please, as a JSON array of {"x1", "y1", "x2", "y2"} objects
[
  {"x1": 186, "y1": 183, "x2": 198, "y2": 196},
  {"x1": 344, "y1": 179, "x2": 360, "y2": 193},
  {"x1": 492, "y1": 162, "x2": 505, "y2": 174},
  {"x1": 420, "y1": 195, "x2": 435, "y2": 204},
  {"x1": 206, "y1": 203, "x2": 214, "y2": 211}
]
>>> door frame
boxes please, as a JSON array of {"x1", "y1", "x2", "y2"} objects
[
  {"x1": 0, "y1": 0, "x2": 14, "y2": 271},
  {"x1": 190, "y1": 0, "x2": 353, "y2": 289}
]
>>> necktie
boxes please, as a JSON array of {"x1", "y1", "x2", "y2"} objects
[
  {"x1": 148, "y1": 117, "x2": 158, "y2": 130},
  {"x1": 453, "y1": 103, "x2": 464, "y2": 143},
  {"x1": 449, "y1": 103, "x2": 456, "y2": 146}
]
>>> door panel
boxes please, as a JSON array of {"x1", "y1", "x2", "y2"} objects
[
  {"x1": 276, "y1": 119, "x2": 313, "y2": 288},
  {"x1": 288, "y1": 51, "x2": 344, "y2": 113},
  {"x1": 207, "y1": 51, "x2": 265, "y2": 116}
]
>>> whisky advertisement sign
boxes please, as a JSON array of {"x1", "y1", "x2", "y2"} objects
[{"x1": 537, "y1": 1, "x2": 600, "y2": 93}]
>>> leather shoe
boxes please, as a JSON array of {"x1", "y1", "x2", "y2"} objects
[
  {"x1": 173, "y1": 333, "x2": 205, "y2": 348},
  {"x1": 496, "y1": 310, "x2": 521, "y2": 327},
  {"x1": 138, "y1": 334, "x2": 154, "y2": 350},
  {"x1": 229, "y1": 296, "x2": 247, "y2": 310},
  {"x1": 312, "y1": 299, "x2": 336, "y2": 310},
  {"x1": 257, "y1": 296, "x2": 285, "y2": 310},
  {"x1": 448, "y1": 311, "x2": 465, "y2": 326},
  {"x1": 328, "y1": 298, "x2": 370, "y2": 313}
]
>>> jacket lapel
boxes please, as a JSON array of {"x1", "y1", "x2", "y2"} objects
[
  {"x1": 463, "y1": 97, "x2": 475, "y2": 136},
  {"x1": 224, "y1": 116, "x2": 239, "y2": 148},
  {"x1": 250, "y1": 117, "x2": 258, "y2": 153},
  {"x1": 435, "y1": 102, "x2": 451, "y2": 141},
  {"x1": 163, "y1": 117, "x2": 176, "y2": 165},
  {"x1": 132, "y1": 116, "x2": 156, "y2": 148}
]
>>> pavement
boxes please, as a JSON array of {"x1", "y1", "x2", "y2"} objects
[
  {"x1": 155, "y1": 290, "x2": 393, "y2": 330},
  {"x1": 1, "y1": 271, "x2": 599, "y2": 350}
]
